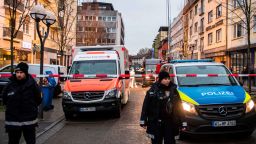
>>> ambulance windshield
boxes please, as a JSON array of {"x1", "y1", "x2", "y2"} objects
[{"x1": 70, "y1": 60, "x2": 117, "y2": 75}]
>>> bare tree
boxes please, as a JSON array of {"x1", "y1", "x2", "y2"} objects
[
  {"x1": 218, "y1": 0, "x2": 256, "y2": 92},
  {"x1": 6, "y1": 0, "x2": 34, "y2": 73},
  {"x1": 45, "y1": 0, "x2": 77, "y2": 65},
  {"x1": 137, "y1": 48, "x2": 152, "y2": 59}
]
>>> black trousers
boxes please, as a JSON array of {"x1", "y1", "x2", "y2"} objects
[
  {"x1": 7, "y1": 126, "x2": 36, "y2": 144},
  {"x1": 151, "y1": 121, "x2": 176, "y2": 144}
]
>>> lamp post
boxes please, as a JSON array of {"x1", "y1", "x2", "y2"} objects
[{"x1": 30, "y1": 4, "x2": 56, "y2": 119}]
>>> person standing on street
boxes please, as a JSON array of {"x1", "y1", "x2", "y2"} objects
[
  {"x1": 140, "y1": 71, "x2": 182, "y2": 144},
  {"x1": 2, "y1": 62, "x2": 42, "y2": 144}
]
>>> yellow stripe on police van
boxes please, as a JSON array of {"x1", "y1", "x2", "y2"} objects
[
  {"x1": 177, "y1": 90, "x2": 199, "y2": 105},
  {"x1": 243, "y1": 91, "x2": 251, "y2": 103}
]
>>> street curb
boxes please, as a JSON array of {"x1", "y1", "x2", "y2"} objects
[
  {"x1": 36, "y1": 115, "x2": 65, "y2": 138},
  {"x1": 21, "y1": 115, "x2": 65, "y2": 144}
]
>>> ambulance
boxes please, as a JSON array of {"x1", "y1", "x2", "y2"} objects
[
  {"x1": 62, "y1": 45, "x2": 130, "y2": 119},
  {"x1": 161, "y1": 59, "x2": 256, "y2": 138}
]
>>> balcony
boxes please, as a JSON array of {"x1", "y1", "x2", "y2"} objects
[
  {"x1": 3, "y1": 27, "x2": 23, "y2": 40},
  {"x1": 4, "y1": 0, "x2": 24, "y2": 12}
]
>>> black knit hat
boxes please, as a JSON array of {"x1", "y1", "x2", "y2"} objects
[
  {"x1": 158, "y1": 71, "x2": 170, "y2": 82},
  {"x1": 15, "y1": 62, "x2": 29, "y2": 74}
]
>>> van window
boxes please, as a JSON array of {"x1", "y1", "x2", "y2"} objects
[
  {"x1": 70, "y1": 60, "x2": 117, "y2": 75},
  {"x1": 0, "y1": 65, "x2": 15, "y2": 72},
  {"x1": 176, "y1": 65, "x2": 237, "y2": 86}
]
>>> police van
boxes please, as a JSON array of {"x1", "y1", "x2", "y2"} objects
[{"x1": 161, "y1": 59, "x2": 256, "y2": 137}]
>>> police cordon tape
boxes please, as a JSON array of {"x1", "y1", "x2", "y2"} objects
[{"x1": 1, "y1": 73, "x2": 256, "y2": 78}]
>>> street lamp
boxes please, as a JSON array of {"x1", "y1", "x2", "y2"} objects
[{"x1": 30, "y1": 4, "x2": 56, "y2": 119}]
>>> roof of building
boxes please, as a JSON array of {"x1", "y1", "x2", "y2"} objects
[
  {"x1": 158, "y1": 26, "x2": 168, "y2": 32},
  {"x1": 81, "y1": 2, "x2": 114, "y2": 11}
]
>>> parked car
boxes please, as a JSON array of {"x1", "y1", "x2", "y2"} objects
[{"x1": 0, "y1": 64, "x2": 67, "y2": 98}]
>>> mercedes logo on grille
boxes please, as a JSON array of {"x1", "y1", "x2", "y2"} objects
[
  {"x1": 84, "y1": 92, "x2": 91, "y2": 100},
  {"x1": 218, "y1": 106, "x2": 228, "y2": 116}
]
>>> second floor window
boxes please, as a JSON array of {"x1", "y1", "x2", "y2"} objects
[
  {"x1": 233, "y1": 22, "x2": 244, "y2": 38},
  {"x1": 216, "y1": 29, "x2": 222, "y2": 42},
  {"x1": 216, "y1": 4, "x2": 222, "y2": 18},
  {"x1": 208, "y1": 33, "x2": 213, "y2": 45},
  {"x1": 195, "y1": 22, "x2": 198, "y2": 32},
  {"x1": 195, "y1": 5, "x2": 198, "y2": 15},
  {"x1": 208, "y1": 10, "x2": 213, "y2": 23}
]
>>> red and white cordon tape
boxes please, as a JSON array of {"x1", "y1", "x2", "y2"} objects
[{"x1": 1, "y1": 73, "x2": 256, "y2": 78}]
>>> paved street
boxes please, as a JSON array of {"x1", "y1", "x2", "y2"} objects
[
  {"x1": 41, "y1": 86, "x2": 256, "y2": 144},
  {"x1": 43, "y1": 87, "x2": 151, "y2": 144}
]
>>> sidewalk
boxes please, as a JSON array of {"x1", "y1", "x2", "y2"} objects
[{"x1": 0, "y1": 97, "x2": 64, "y2": 144}]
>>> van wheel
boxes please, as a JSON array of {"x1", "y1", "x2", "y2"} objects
[
  {"x1": 65, "y1": 113, "x2": 73, "y2": 120},
  {"x1": 113, "y1": 103, "x2": 121, "y2": 118}
]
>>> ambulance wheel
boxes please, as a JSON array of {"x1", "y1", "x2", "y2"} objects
[{"x1": 113, "y1": 103, "x2": 121, "y2": 118}]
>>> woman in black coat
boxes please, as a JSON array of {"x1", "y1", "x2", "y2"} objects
[{"x1": 140, "y1": 71, "x2": 182, "y2": 144}]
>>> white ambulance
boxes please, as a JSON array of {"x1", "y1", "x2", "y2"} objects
[{"x1": 62, "y1": 45, "x2": 130, "y2": 119}]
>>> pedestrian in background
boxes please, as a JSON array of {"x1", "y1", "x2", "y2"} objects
[
  {"x1": 140, "y1": 71, "x2": 182, "y2": 144},
  {"x1": 2, "y1": 62, "x2": 42, "y2": 144}
]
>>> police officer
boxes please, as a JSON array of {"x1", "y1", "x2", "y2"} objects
[
  {"x1": 140, "y1": 71, "x2": 181, "y2": 144},
  {"x1": 2, "y1": 62, "x2": 42, "y2": 144}
]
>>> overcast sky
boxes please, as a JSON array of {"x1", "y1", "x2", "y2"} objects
[{"x1": 98, "y1": 0, "x2": 184, "y2": 55}]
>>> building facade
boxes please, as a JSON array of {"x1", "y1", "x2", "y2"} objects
[
  {"x1": 0, "y1": 0, "x2": 77, "y2": 67},
  {"x1": 152, "y1": 26, "x2": 168, "y2": 59},
  {"x1": 227, "y1": 0, "x2": 256, "y2": 74},
  {"x1": 76, "y1": 2, "x2": 125, "y2": 46},
  {"x1": 169, "y1": 11, "x2": 184, "y2": 60}
]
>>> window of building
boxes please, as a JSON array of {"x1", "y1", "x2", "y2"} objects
[
  {"x1": 195, "y1": 4, "x2": 198, "y2": 15},
  {"x1": 200, "y1": 18, "x2": 204, "y2": 32},
  {"x1": 85, "y1": 16, "x2": 89, "y2": 20},
  {"x1": 190, "y1": 26, "x2": 193, "y2": 37},
  {"x1": 112, "y1": 16, "x2": 116, "y2": 21},
  {"x1": 208, "y1": 33, "x2": 213, "y2": 45},
  {"x1": 107, "y1": 17, "x2": 112, "y2": 21},
  {"x1": 78, "y1": 26, "x2": 83, "y2": 32},
  {"x1": 103, "y1": 17, "x2": 106, "y2": 21},
  {"x1": 234, "y1": 22, "x2": 244, "y2": 38},
  {"x1": 254, "y1": 16, "x2": 256, "y2": 32},
  {"x1": 216, "y1": 29, "x2": 222, "y2": 42},
  {"x1": 216, "y1": 4, "x2": 222, "y2": 18},
  {"x1": 98, "y1": 16, "x2": 102, "y2": 21},
  {"x1": 208, "y1": 10, "x2": 213, "y2": 23},
  {"x1": 200, "y1": 37, "x2": 204, "y2": 52},
  {"x1": 77, "y1": 15, "x2": 83, "y2": 21},
  {"x1": 92, "y1": 16, "x2": 96, "y2": 21},
  {"x1": 190, "y1": 10, "x2": 193, "y2": 19},
  {"x1": 201, "y1": 0, "x2": 205, "y2": 13},
  {"x1": 194, "y1": 22, "x2": 198, "y2": 32},
  {"x1": 233, "y1": 0, "x2": 243, "y2": 9},
  {"x1": 23, "y1": 20, "x2": 29, "y2": 34},
  {"x1": 208, "y1": 0, "x2": 212, "y2": 2}
]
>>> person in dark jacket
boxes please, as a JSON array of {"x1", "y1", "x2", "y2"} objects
[
  {"x1": 140, "y1": 71, "x2": 181, "y2": 144},
  {"x1": 2, "y1": 62, "x2": 42, "y2": 144}
]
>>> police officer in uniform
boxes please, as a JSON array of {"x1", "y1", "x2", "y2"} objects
[
  {"x1": 2, "y1": 62, "x2": 42, "y2": 144},
  {"x1": 140, "y1": 71, "x2": 181, "y2": 144}
]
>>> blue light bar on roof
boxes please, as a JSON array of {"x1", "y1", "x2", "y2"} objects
[{"x1": 170, "y1": 59, "x2": 213, "y2": 63}]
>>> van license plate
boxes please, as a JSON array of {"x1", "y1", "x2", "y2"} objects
[
  {"x1": 212, "y1": 120, "x2": 236, "y2": 127},
  {"x1": 80, "y1": 107, "x2": 96, "y2": 112}
]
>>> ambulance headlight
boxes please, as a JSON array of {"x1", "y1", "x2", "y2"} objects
[
  {"x1": 246, "y1": 99, "x2": 255, "y2": 113},
  {"x1": 182, "y1": 101, "x2": 198, "y2": 115},
  {"x1": 105, "y1": 89, "x2": 117, "y2": 98},
  {"x1": 63, "y1": 91, "x2": 72, "y2": 100}
]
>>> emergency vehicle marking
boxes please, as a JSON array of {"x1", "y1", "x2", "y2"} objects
[
  {"x1": 201, "y1": 91, "x2": 234, "y2": 96},
  {"x1": 178, "y1": 86, "x2": 246, "y2": 105}
]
